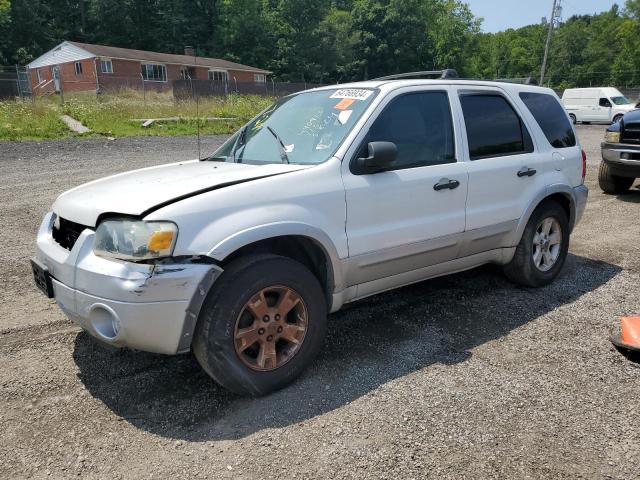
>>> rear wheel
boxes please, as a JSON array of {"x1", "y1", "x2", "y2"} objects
[
  {"x1": 504, "y1": 201, "x2": 569, "y2": 287},
  {"x1": 598, "y1": 161, "x2": 634, "y2": 194},
  {"x1": 192, "y1": 254, "x2": 327, "y2": 396}
]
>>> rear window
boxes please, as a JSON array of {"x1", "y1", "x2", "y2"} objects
[
  {"x1": 519, "y1": 92, "x2": 576, "y2": 148},
  {"x1": 460, "y1": 94, "x2": 533, "y2": 160}
]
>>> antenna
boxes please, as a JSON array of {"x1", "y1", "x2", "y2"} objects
[{"x1": 189, "y1": 46, "x2": 202, "y2": 160}]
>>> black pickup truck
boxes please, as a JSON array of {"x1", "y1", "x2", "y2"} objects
[{"x1": 600, "y1": 109, "x2": 640, "y2": 193}]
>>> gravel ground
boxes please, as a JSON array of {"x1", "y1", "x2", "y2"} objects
[{"x1": 1, "y1": 126, "x2": 640, "y2": 479}]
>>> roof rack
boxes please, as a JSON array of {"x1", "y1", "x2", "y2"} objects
[
  {"x1": 493, "y1": 76, "x2": 539, "y2": 86},
  {"x1": 373, "y1": 69, "x2": 458, "y2": 81}
]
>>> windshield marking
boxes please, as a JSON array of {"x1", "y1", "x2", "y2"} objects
[{"x1": 330, "y1": 89, "x2": 374, "y2": 100}]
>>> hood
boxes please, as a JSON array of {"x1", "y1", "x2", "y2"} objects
[{"x1": 53, "y1": 160, "x2": 311, "y2": 226}]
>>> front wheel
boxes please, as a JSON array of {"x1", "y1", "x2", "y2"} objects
[
  {"x1": 504, "y1": 201, "x2": 569, "y2": 287},
  {"x1": 598, "y1": 161, "x2": 634, "y2": 194},
  {"x1": 192, "y1": 254, "x2": 327, "y2": 396}
]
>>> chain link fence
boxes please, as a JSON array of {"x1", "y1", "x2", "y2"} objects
[
  {"x1": 0, "y1": 66, "x2": 31, "y2": 99},
  {"x1": 172, "y1": 79, "x2": 323, "y2": 100}
]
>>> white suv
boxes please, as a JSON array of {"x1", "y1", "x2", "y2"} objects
[{"x1": 32, "y1": 73, "x2": 588, "y2": 395}]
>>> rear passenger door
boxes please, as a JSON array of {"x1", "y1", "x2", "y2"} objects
[{"x1": 453, "y1": 87, "x2": 538, "y2": 256}]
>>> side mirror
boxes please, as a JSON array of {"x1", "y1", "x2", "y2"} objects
[{"x1": 354, "y1": 141, "x2": 397, "y2": 174}]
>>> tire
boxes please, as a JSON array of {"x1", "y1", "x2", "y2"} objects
[
  {"x1": 598, "y1": 161, "x2": 634, "y2": 194},
  {"x1": 192, "y1": 254, "x2": 327, "y2": 396},
  {"x1": 504, "y1": 200, "x2": 569, "y2": 287},
  {"x1": 569, "y1": 114, "x2": 576, "y2": 125}
]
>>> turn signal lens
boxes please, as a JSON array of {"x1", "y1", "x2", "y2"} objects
[
  {"x1": 147, "y1": 230, "x2": 175, "y2": 252},
  {"x1": 581, "y1": 149, "x2": 587, "y2": 183},
  {"x1": 604, "y1": 131, "x2": 621, "y2": 143}
]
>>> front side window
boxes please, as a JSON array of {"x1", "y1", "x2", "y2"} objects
[
  {"x1": 599, "y1": 98, "x2": 612, "y2": 108},
  {"x1": 519, "y1": 92, "x2": 576, "y2": 148},
  {"x1": 355, "y1": 91, "x2": 455, "y2": 170},
  {"x1": 460, "y1": 93, "x2": 533, "y2": 160},
  {"x1": 209, "y1": 88, "x2": 378, "y2": 165},
  {"x1": 74, "y1": 62, "x2": 83, "y2": 75},
  {"x1": 100, "y1": 59, "x2": 113, "y2": 74},
  {"x1": 142, "y1": 63, "x2": 167, "y2": 82}
]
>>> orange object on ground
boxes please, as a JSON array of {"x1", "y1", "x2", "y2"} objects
[
  {"x1": 611, "y1": 316, "x2": 640, "y2": 353},
  {"x1": 621, "y1": 317, "x2": 640, "y2": 347}
]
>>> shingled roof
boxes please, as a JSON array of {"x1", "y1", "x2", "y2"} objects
[
  {"x1": 69, "y1": 42, "x2": 270, "y2": 73},
  {"x1": 28, "y1": 41, "x2": 270, "y2": 74}
]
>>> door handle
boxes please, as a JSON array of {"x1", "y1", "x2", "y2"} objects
[
  {"x1": 433, "y1": 178, "x2": 460, "y2": 191},
  {"x1": 517, "y1": 167, "x2": 537, "y2": 178}
]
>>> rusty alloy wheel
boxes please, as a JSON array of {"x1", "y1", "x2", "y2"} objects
[{"x1": 234, "y1": 286, "x2": 309, "y2": 371}]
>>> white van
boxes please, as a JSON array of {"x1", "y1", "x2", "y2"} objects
[{"x1": 562, "y1": 87, "x2": 635, "y2": 124}]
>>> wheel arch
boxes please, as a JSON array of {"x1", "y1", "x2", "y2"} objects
[
  {"x1": 512, "y1": 185, "x2": 576, "y2": 245},
  {"x1": 208, "y1": 223, "x2": 344, "y2": 308}
]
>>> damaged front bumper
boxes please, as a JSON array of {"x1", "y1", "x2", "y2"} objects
[{"x1": 34, "y1": 212, "x2": 222, "y2": 354}]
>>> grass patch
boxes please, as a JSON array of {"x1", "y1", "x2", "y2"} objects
[
  {"x1": 0, "y1": 92, "x2": 273, "y2": 141},
  {"x1": 0, "y1": 99, "x2": 69, "y2": 140}
]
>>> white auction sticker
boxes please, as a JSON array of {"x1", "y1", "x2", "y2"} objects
[{"x1": 330, "y1": 89, "x2": 373, "y2": 101}]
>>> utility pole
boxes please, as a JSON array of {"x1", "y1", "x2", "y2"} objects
[{"x1": 540, "y1": 0, "x2": 562, "y2": 85}]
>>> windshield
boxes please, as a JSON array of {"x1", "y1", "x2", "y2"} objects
[
  {"x1": 611, "y1": 96, "x2": 631, "y2": 105},
  {"x1": 208, "y1": 88, "x2": 378, "y2": 165}
]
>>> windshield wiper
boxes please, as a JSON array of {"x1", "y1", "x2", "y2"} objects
[
  {"x1": 230, "y1": 125, "x2": 248, "y2": 163},
  {"x1": 266, "y1": 126, "x2": 290, "y2": 164}
]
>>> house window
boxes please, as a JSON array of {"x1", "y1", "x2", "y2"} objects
[
  {"x1": 75, "y1": 62, "x2": 83, "y2": 75},
  {"x1": 36, "y1": 69, "x2": 44, "y2": 83},
  {"x1": 254, "y1": 73, "x2": 266, "y2": 83},
  {"x1": 141, "y1": 63, "x2": 167, "y2": 82},
  {"x1": 100, "y1": 59, "x2": 113, "y2": 74},
  {"x1": 208, "y1": 70, "x2": 228, "y2": 83}
]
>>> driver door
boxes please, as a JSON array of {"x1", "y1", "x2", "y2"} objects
[
  {"x1": 595, "y1": 97, "x2": 612, "y2": 122},
  {"x1": 342, "y1": 87, "x2": 468, "y2": 288}
]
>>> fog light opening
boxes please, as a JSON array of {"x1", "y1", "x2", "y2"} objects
[
  {"x1": 89, "y1": 304, "x2": 120, "y2": 340},
  {"x1": 112, "y1": 316, "x2": 121, "y2": 336}
]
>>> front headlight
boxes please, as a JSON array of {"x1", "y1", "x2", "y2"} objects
[
  {"x1": 93, "y1": 218, "x2": 178, "y2": 261},
  {"x1": 605, "y1": 131, "x2": 621, "y2": 143}
]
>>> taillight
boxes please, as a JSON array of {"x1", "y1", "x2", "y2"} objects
[{"x1": 581, "y1": 149, "x2": 587, "y2": 183}]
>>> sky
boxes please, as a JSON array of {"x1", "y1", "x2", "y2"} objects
[{"x1": 465, "y1": 0, "x2": 620, "y2": 32}]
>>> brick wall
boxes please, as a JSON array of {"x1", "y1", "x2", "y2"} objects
[
  {"x1": 30, "y1": 67, "x2": 55, "y2": 95},
  {"x1": 59, "y1": 59, "x2": 97, "y2": 93},
  {"x1": 229, "y1": 70, "x2": 266, "y2": 83}
]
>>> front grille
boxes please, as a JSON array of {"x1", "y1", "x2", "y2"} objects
[
  {"x1": 52, "y1": 217, "x2": 89, "y2": 250},
  {"x1": 621, "y1": 122, "x2": 640, "y2": 144}
]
